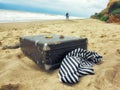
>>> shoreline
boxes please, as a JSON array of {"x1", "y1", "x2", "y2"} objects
[
  {"x1": 0, "y1": 9, "x2": 84, "y2": 24},
  {"x1": 0, "y1": 18, "x2": 85, "y2": 24}
]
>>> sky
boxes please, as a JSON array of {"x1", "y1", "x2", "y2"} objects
[{"x1": 0, "y1": 0, "x2": 109, "y2": 18}]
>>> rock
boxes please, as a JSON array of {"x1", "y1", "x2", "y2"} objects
[
  {"x1": 2, "y1": 43, "x2": 20, "y2": 50},
  {"x1": 91, "y1": 0, "x2": 120, "y2": 24}
]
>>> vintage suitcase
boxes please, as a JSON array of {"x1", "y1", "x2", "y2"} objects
[{"x1": 20, "y1": 34, "x2": 87, "y2": 70}]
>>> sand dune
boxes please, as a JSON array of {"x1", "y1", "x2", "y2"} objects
[{"x1": 0, "y1": 19, "x2": 120, "y2": 90}]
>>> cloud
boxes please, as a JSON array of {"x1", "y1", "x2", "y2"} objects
[{"x1": 0, "y1": 0, "x2": 109, "y2": 17}]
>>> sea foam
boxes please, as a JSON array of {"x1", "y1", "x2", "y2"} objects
[{"x1": 0, "y1": 9, "x2": 82, "y2": 23}]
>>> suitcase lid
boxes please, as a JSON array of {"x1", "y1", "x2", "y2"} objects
[{"x1": 20, "y1": 34, "x2": 87, "y2": 51}]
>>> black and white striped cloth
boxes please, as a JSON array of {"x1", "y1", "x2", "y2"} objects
[{"x1": 58, "y1": 48, "x2": 102, "y2": 84}]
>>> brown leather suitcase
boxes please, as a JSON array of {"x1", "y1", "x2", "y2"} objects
[{"x1": 20, "y1": 34, "x2": 87, "y2": 70}]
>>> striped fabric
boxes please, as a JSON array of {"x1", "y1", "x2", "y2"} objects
[{"x1": 58, "y1": 48, "x2": 102, "y2": 84}]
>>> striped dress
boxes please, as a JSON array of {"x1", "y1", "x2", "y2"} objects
[{"x1": 58, "y1": 48, "x2": 102, "y2": 84}]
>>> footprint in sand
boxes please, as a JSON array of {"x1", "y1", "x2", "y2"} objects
[
  {"x1": 116, "y1": 49, "x2": 120, "y2": 55},
  {"x1": 57, "y1": 30, "x2": 63, "y2": 32},
  {"x1": 112, "y1": 35, "x2": 116, "y2": 37},
  {"x1": 0, "y1": 42, "x2": 2, "y2": 46},
  {"x1": 17, "y1": 53, "x2": 25, "y2": 59},
  {"x1": 100, "y1": 34, "x2": 107, "y2": 38},
  {"x1": 71, "y1": 31, "x2": 75, "y2": 33},
  {"x1": 41, "y1": 31, "x2": 52, "y2": 34},
  {"x1": 0, "y1": 84, "x2": 20, "y2": 90}
]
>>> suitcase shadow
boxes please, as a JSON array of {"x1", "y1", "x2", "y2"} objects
[{"x1": 28, "y1": 63, "x2": 58, "y2": 74}]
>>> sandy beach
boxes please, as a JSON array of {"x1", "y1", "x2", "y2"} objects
[{"x1": 0, "y1": 19, "x2": 120, "y2": 90}]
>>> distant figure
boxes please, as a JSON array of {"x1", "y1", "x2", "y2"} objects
[{"x1": 66, "y1": 12, "x2": 69, "y2": 20}]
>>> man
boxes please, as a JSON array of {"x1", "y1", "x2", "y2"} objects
[{"x1": 66, "y1": 12, "x2": 69, "y2": 20}]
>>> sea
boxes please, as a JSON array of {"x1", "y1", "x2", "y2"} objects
[{"x1": 0, "y1": 9, "x2": 82, "y2": 23}]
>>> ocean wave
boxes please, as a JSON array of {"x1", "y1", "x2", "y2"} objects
[{"x1": 0, "y1": 9, "x2": 82, "y2": 23}]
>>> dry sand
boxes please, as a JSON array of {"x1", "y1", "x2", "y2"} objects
[{"x1": 0, "y1": 19, "x2": 120, "y2": 90}]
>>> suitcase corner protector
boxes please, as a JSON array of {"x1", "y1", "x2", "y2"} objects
[
  {"x1": 43, "y1": 43, "x2": 51, "y2": 51},
  {"x1": 44, "y1": 64, "x2": 52, "y2": 70}
]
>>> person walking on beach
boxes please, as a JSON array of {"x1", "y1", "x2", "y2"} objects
[{"x1": 66, "y1": 12, "x2": 69, "y2": 20}]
